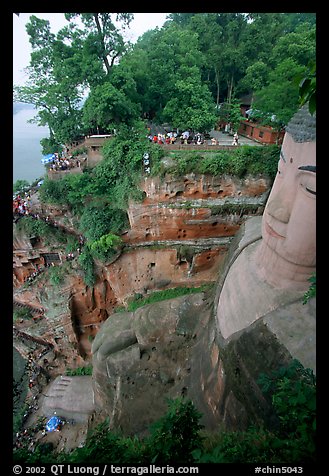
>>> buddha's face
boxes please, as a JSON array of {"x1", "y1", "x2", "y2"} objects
[{"x1": 261, "y1": 132, "x2": 316, "y2": 268}]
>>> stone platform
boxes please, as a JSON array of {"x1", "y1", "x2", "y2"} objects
[{"x1": 40, "y1": 375, "x2": 95, "y2": 423}]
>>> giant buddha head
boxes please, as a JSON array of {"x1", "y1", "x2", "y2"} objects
[{"x1": 257, "y1": 105, "x2": 316, "y2": 289}]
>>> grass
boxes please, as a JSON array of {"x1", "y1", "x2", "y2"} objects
[
  {"x1": 65, "y1": 366, "x2": 93, "y2": 376},
  {"x1": 126, "y1": 284, "x2": 213, "y2": 312}
]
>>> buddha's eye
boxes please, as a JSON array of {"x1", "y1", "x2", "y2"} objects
[{"x1": 300, "y1": 174, "x2": 316, "y2": 197}]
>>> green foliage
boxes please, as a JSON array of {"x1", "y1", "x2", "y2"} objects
[
  {"x1": 159, "y1": 145, "x2": 280, "y2": 180},
  {"x1": 79, "y1": 201, "x2": 128, "y2": 242},
  {"x1": 303, "y1": 273, "x2": 316, "y2": 304},
  {"x1": 148, "y1": 398, "x2": 203, "y2": 463},
  {"x1": 253, "y1": 58, "x2": 308, "y2": 126},
  {"x1": 297, "y1": 60, "x2": 316, "y2": 115},
  {"x1": 162, "y1": 74, "x2": 217, "y2": 132},
  {"x1": 87, "y1": 233, "x2": 122, "y2": 262},
  {"x1": 13, "y1": 179, "x2": 30, "y2": 194},
  {"x1": 14, "y1": 362, "x2": 316, "y2": 464},
  {"x1": 258, "y1": 359, "x2": 316, "y2": 462},
  {"x1": 71, "y1": 147, "x2": 87, "y2": 157},
  {"x1": 39, "y1": 173, "x2": 96, "y2": 212},
  {"x1": 66, "y1": 419, "x2": 145, "y2": 464},
  {"x1": 227, "y1": 97, "x2": 245, "y2": 132},
  {"x1": 66, "y1": 366, "x2": 93, "y2": 376},
  {"x1": 82, "y1": 80, "x2": 141, "y2": 131},
  {"x1": 16, "y1": 13, "x2": 316, "y2": 146},
  {"x1": 40, "y1": 136, "x2": 63, "y2": 156},
  {"x1": 126, "y1": 284, "x2": 213, "y2": 312},
  {"x1": 15, "y1": 216, "x2": 66, "y2": 245},
  {"x1": 13, "y1": 403, "x2": 30, "y2": 441},
  {"x1": 13, "y1": 307, "x2": 33, "y2": 321},
  {"x1": 48, "y1": 264, "x2": 68, "y2": 286},
  {"x1": 92, "y1": 121, "x2": 156, "y2": 206},
  {"x1": 65, "y1": 236, "x2": 79, "y2": 253},
  {"x1": 38, "y1": 177, "x2": 70, "y2": 206},
  {"x1": 78, "y1": 248, "x2": 96, "y2": 288},
  {"x1": 193, "y1": 427, "x2": 282, "y2": 463}
]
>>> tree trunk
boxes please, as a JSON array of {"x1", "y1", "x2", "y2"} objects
[
  {"x1": 93, "y1": 13, "x2": 111, "y2": 75},
  {"x1": 227, "y1": 75, "x2": 234, "y2": 105},
  {"x1": 215, "y1": 69, "x2": 220, "y2": 108}
]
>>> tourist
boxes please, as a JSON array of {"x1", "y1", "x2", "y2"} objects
[{"x1": 232, "y1": 132, "x2": 239, "y2": 146}]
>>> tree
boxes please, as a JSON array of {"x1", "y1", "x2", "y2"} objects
[
  {"x1": 82, "y1": 80, "x2": 141, "y2": 133},
  {"x1": 185, "y1": 13, "x2": 248, "y2": 106},
  {"x1": 237, "y1": 61, "x2": 270, "y2": 103},
  {"x1": 14, "y1": 13, "x2": 134, "y2": 148},
  {"x1": 270, "y1": 23, "x2": 316, "y2": 68},
  {"x1": 64, "y1": 13, "x2": 133, "y2": 76},
  {"x1": 148, "y1": 398, "x2": 203, "y2": 464},
  {"x1": 14, "y1": 16, "x2": 84, "y2": 148},
  {"x1": 228, "y1": 97, "x2": 245, "y2": 132},
  {"x1": 126, "y1": 23, "x2": 205, "y2": 122},
  {"x1": 162, "y1": 73, "x2": 217, "y2": 132},
  {"x1": 79, "y1": 200, "x2": 128, "y2": 242},
  {"x1": 253, "y1": 58, "x2": 308, "y2": 126},
  {"x1": 13, "y1": 180, "x2": 30, "y2": 194},
  {"x1": 215, "y1": 13, "x2": 249, "y2": 104},
  {"x1": 185, "y1": 14, "x2": 224, "y2": 107},
  {"x1": 250, "y1": 19, "x2": 316, "y2": 126}
]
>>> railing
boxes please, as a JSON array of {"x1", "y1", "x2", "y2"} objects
[{"x1": 157, "y1": 143, "x2": 238, "y2": 151}]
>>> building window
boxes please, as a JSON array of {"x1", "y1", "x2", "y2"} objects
[{"x1": 259, "y1": 131, "x2": 264, "y2": 138}]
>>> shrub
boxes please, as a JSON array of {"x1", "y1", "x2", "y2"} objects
[
  {"x1": 79, "y1": 201, "x2": 128, "y2": 242},
  {"x1": 67, "y1": 419, "x2": 145, "y2": 464},
  {"x1": 48, "y1": 264, "x2": 66, "y2": 285},
  {"x1": 257, "y1": 359, "x2": 316, "y2": 462},
  {"x1": 66, "y1": 366, "x2": 92, "y2": 376},
  {"x1": 303, "y1": 273, "x2": 316, "y2": 304},
  {"x1": 147, "y1": 397, "x2": 203, "y2": 464},
  {"x1": 78, "y1": 248, "x2": 96, "y2": 287},
  {"x1": 161, "y1": 145, "x2": 280, "y2": 180},
  {"x1": 87, "y1": 233, "x2": 122, "y2": 262},
  {"x1": 13, "y1": 307, "x2": 33, "y2": 321},
  {"x1": 13, "y1": 179, "x2": 30, "y2": 194}
]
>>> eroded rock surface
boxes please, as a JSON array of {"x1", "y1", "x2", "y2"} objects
[{"x1": 92, "y1": 293, "x2": 210, "y2": 435}]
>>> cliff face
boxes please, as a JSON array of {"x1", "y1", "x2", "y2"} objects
[
  {"x1": 13, "y1": 172, "x2": 271, "y2": 367},
  {"x1": 91, "y1": 219, "x2": 315, "y2": 435}
]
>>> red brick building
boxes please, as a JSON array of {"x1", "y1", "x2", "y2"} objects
[{"x1": 238, "y1": 120, "x2": 285, "y2": 145}]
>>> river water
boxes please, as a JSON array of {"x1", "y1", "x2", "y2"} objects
[{"x1": 13, "y1": 106, "x2": 49, "y2": 184}]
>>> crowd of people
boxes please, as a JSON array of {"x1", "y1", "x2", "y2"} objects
[
  {"x1": 148, "y1": 130, "x2": 207, "y2": 145},
  {"x1": 147, "y1": 129, "x2": 240, "y2": 146},
  {"x1": 48, "y1": 153, "x2": 87, "y2": 172},
  {"x1": 13, "y1": 193, "x2": 32, "y2": 219}
]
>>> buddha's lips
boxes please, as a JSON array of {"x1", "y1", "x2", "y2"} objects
[{"x1": 265, "y1": 221, "x2": 285, "y2": 239}]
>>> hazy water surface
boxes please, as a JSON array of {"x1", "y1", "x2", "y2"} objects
[{"x1": 13, "y1": 107, "x2": 49, "y2": 184}]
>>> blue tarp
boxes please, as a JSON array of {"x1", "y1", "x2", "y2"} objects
[
  {"x1": 46, "y1": 415, "x2": 62, "y2": 432},
  {"x1": 41, "y1": 153, "x2": 55, "y2": 164}
]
